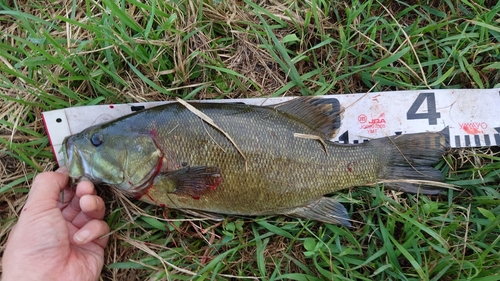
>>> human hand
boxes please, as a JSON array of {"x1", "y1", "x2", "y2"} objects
[{"x1": 2, "y1": 167, "x2": 110, "y2": 281}]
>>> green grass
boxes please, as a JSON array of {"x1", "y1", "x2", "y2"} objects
[{"x1": 1, "y1": 0, "x2": 500, "y2": 280}]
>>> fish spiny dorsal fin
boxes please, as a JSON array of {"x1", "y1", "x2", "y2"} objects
[{"x1": 272, "y1": 97, "x2": 343, "y2": 139}]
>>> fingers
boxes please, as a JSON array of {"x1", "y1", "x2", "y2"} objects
[
  {"x1": 61, "y1": 180, "x2": 97, "y2": 222},
  {"x1": 71, "y1": 194, "x2": 106, "y2": 228},
  {"x1": 56, "y1": 187, "x2": 75, "y2": 209},
  {"x1": 68, "y1": 180, "x2": 96, "y2": 212},
  {"x1": 25, "y1": 167, "x2": 69, "y2": 208},
  {"x1": 76, "y1": 180, "x2": 97, "y2": 197},
  {"x1": 80, "y1": 194, "x2": 106, "y2": 219},
  {"x1": 73, "y1": 219, "x2": 110, "y2": 249},
  {"x1": 69, "y1": 180, "x2": 109, "y2": 249}
]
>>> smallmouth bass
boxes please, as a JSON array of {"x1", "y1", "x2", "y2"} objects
[{"x1": 63, "y1": 97, "x2": 448, "y2": 226}]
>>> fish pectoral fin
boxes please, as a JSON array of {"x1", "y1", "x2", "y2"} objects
[
  {"x1": 284, "y1": 197, "x2": 351, "y2": 227},
  {"x1": 155, "y1": 166, "x2": 222, "y2": 199},
  {"x1": 271, "y1": 97, "x2": 343, "y2": 139}
]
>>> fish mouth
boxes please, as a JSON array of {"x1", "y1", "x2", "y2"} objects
[{"x1": 62, "y1": 136, "x2": 93, "y2": 182}]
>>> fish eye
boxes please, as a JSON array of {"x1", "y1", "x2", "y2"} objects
[{"x1": 90, "y1": 133, "x2": 103, "y2": 147}]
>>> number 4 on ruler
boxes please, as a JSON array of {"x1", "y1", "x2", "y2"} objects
[{"x1": 406, "y1": 93, "x2": 441, "y2": 125}]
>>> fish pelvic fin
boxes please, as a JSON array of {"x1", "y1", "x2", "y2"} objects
[
  {"x1": 376, "y1": 131, "x2": 450, "y2": 195},
  {"x1": 284, "y1": 197, "x2": 351, "y2": 227},
  {"x1": 178, "y1": 209, "x2": 225, "y2": 221},
  {"x1": 153, "y1": 166, "x2": 222, "y2": 199},
  {"x1": 272, "y1": 97, "x2": 343, "y2": 139}
]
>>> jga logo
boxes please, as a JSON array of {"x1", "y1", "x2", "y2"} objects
[{"x1": 360, "y1": 113, "x2": 386, "y2": 133}]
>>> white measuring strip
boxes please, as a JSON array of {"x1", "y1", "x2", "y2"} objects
[{"x1": 43, "y1": 89, "x2": 500, "y2": 165}]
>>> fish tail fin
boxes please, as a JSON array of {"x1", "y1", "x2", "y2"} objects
[{"x1": 376, "y1": 130, "x2": 450, "y2": 195}]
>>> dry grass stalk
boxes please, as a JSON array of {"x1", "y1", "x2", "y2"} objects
[{"x1": 175, "y1": 97, "x2": 248, "y2": 166}]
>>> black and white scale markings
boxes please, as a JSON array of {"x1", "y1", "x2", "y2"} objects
[
  {"x1": 327, "y1": 90, "x2": 500, "y2": 148},
  {"x1": 335, "y1": 126, "x2": 500, "y2": 147},
  {"x1": 43, "y1": 89, "x2": 500, "y2": 164}
]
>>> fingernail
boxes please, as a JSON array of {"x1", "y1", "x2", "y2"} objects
[
  {"x1": 56, "y1": 166, "x2": 68, "y2": 174},
  {"x1": 74, "y1": 229, "x2": 91, "y2": 244}
]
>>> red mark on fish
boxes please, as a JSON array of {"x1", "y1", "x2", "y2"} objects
[
  {"x1": 149, "y1": 128, "x2": 158, "y2": 138},
  {"x1": 141, "y1": 192, "x2": 157, "y2": 204},
  {"x1": 210, "y1": 176, "x2": 222, "y2": 190},
  {"x1": 148, "y1": 120, "x2": 158, "y2": 138},
  {"x1": 347, "y1": 162, "x2": 355, "y2": 173},
  {"x1": 459, "y1": 122, "x2": 487, "y2": 135}
]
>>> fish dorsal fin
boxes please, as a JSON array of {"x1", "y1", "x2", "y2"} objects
[{"x1": 272, "y1": 97, "x2": 343, "y2": 139}]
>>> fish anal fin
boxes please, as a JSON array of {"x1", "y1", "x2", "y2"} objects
[
  {"x1": 284, "y1": 197, "x2": 351, "y2": 227},
  {"x1": 272, "y1": 97, "x2": 343, "y2": 139},
  {"x1": 153, "y1": 166, "x2": 221, "y2": 199}
]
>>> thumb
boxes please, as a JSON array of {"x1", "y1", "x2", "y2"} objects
[{"x1": 25, "y1": 167, "x2": 69, "y2": 209}]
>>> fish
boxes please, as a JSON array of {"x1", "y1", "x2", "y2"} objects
[{"x1": 62, "y1": 97, "x2": 449, "y2": 226}]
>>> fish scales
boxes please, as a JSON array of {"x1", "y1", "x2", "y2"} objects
[
  {"x1": 63, "y1": 98, "x2": 448, "y2": 226},
  {"x1": 141, "y1": 103, "x2": 375, "y2": 213}
]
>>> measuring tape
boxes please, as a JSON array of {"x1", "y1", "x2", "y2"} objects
[{"x1": 43, "y1": 89, "x2": 500, "y2": 165}]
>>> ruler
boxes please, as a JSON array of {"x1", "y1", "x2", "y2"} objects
[{"x1": 43, "y1": 89, "x2": 500, "y2": 165}]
